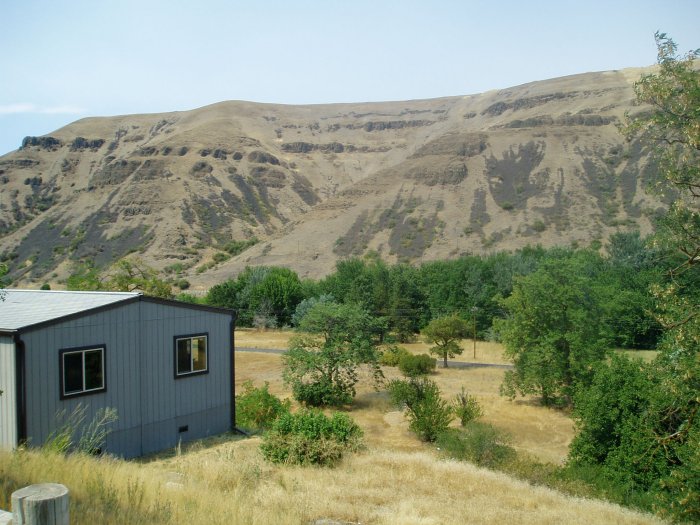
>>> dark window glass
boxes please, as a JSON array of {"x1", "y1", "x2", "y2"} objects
[
  {"x1": 177, "y1": 338, "x2": 192, "y2": 374},
  {"x1": 63, "y1": 352, "x2": 84, "y2": 394},
  {"x1": 84, "y1": 350, "x2": 104, "y2": 391}
]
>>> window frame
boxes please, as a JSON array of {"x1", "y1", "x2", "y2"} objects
[
  {"x1": 59, "y1": 345, "x2": 107, "y2": 399},
  {"x1": 174, "y1": 333, "x2": 209, "y2": 379}
]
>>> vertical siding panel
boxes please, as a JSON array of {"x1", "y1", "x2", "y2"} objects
[{"x1": 0, "y1": 336, "x2": 17, "y2": 449}]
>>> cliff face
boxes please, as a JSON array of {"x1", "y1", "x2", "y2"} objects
[{"x1": 0, "y1": 67, "x2": 663, "y2": 289}]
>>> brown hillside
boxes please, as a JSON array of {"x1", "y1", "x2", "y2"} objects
[{"x1": 0, "y1": 67, "x2": 663, "y2": 289}]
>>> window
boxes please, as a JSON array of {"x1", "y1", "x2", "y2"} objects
[
  {"x1": 60, "y1": 346, "x2": 106, "y2": 398},
  {"x1": 175, "y1": 334, "x2": 208, "y2": 377}
]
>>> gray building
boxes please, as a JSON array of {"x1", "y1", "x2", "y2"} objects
[{"x1": 0, "y1": 290, "x2": 236, "y2": 458}]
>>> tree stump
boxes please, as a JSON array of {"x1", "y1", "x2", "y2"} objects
[
  {"x1": 0, "y1": 509, "x2": 13, "y2": 525},
  {"x1": 11, "y1": 483, "x2": 69, "y2": 525}
]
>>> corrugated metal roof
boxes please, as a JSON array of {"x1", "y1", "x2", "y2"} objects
[{"x1": 0, "y1": 290, "x2": 140, "y2": 331}]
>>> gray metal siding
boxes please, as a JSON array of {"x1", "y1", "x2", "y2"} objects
[
  {"x1": 21, "y1": 302, "x2": 142, "y2": 451},
  {"x1": 20, "y1": 300, "x2": 232, "y2": 457},
  {"x1": 0, "y1": 336, "x2": 17, "y2": 450},
  {"x1": 139, "y1": 301, "x2": 232, "y2": 453}
]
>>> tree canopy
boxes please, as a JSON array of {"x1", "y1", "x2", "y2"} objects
[
  {"x1": 422, "y1": 314, "x2": 469, "y2": 368},
  {"x1": 67, "y1": 257, "x2": 173, "y2": 298},
  {"x1": 571, "y1": 33, "x2": 700, "y2": 521},
  {"x1": 283, "y1": 301, "x2": 382, "y2": 406},
  {"x1": 497, "y1": 252, "x2": 610, "y2": 406}
]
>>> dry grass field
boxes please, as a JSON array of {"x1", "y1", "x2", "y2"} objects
[
  {"x1": 235, "y1": 330, "x2": 572, "y2": 462},
  {"x1": 0, "y1": 330, "x2": 665, "y2": 524}
]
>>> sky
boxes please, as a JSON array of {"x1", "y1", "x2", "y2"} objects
[{"x1": 1, "y1": 0, "x2": 698, "y2": 156}]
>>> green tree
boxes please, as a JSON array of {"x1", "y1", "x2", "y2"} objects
[
  {"x1": 66, "y1": 257, "x2": 173, "y2": 298},
  {"x1": 623, "y1": 34, "x2": 700, "y2": 521},
  {"x1": 250, "y1": 266, "x2": 304, "y2": 327},
  {"x1": 601, "y1": 231, "x2": 663, "y2": 348},
  {"x1": 0, "y1": 262, "x2": 8, "y2": 301},
  {"x1": 291, "y1": 293, "x2": 335, "y2": 327},
  {"x1": 569, "y1": 354, "x2": 653, "y2": 468},
  {"x1": 283, "y1": 302, "x2": 382, "y2": 406},
  {"x1": 66, "y1": 260, "x2": 104, "y2": 291},
  {"x1": 422, "y1": 314, "x2": 469, "y2": 368},
  {"x1": 206, "y1": 266, "x2": 305, "y2": 326},
  {"x1": 497, "y1": 255, "x2": 610, "y2": 406},
  {"x1": 105, "y1": 257, "x2": 173, "y2": 298},
  {"x1": 388, "y1": 377, "x2": 453, "y2": 441},
  {"x1": 569, "y1": 34, "x2": 700, "y2": 521},
  {"x1": 319, "y1": 255, "x2": 393, "y2": 340}
]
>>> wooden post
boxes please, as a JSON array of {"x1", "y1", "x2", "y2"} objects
[{"x1": 11, "y1": 483, "x2": 69, "y2": 525}]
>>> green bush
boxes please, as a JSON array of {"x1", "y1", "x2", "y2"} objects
[
  {"x1": 532, "y1": 219, "x2": 546, "y2": 232},
  {"x1": 175, "y1": 292, "x2": 201, "y2": 304},
  {"x1": 260, "y1": 409, "x2": 363, "y2": 466},
  {"x1": 436, "y1": 422, "x2": 515, "y2": 468},
  {"x1": 222, "y1": 237, "x2": 258, "y2": 256},
  {"x1": 235, "y1": 381, "x2": 290, "y2": 432},
  {"x1": 291, "y1": 378, "x2": 353, "y2": 407},
  {"x1": 452, "y1": 387, "x2": 483, "y2": 426},
  {"x1": 388, "y1": 377, "x2": 453, "y2": 442},
  {"x1": 213, "y1": 252, "x2": 230, "y2": 263},
  {"x1": 379, "y1": 344, "x2": 410, "y2": 366},
  {"x1": 398, "y1": 353, "x2": 436, "y2": 377}
]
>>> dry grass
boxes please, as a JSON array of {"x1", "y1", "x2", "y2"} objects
[
  {"x1": 0, "y1": 330, "x2": 664, "y2": 524},
  {"x1": 235, "y1": 328, "x2": 296, "y2": 350},
  {"x1": 235, "y1": 330, "x2": 572, "y2": 462},
  {"x1": 0, "y1": 444, "x2": 664, "y2": 525}
]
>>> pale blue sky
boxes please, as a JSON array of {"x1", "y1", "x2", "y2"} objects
[{"x1": 1, "y1": 0, "x2": 698, "y2": 155}]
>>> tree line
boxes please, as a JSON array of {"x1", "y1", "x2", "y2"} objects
[{"x1": 202, "y1": 235, "x2": 668, "y2": 351}]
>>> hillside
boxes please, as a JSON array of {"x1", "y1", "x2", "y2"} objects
[{"x1": 0, "y1": 66, "x2": 664, "y2": 289}]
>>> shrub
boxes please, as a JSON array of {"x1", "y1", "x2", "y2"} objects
[
  {"x1": 291, "y1": 378, "x2": 353, "y2": 407},
  {"x1": 452, "y1": 387, "x2": 483, "y2": 426},
  {"x1": 436, "y1": 422, "x2": 515, "y2": 468},
  {"x1": 235, "y1": 381, "x2": 290, "y2": 432},
  {"x1": 213, "y1": 252, "x2": 230, "y2": 264},
  {"x1": 388, "y1": 377, "x2": 453, "y2": 442},
  {"x1": 222, "y1": 237, "x2": 259, "y2": 256},
  {"x1": 378, "y1": 344, "x2": 410, "y2": 366},
  {"x1": 175, "y1": 292, "x2": 201, "y2": 304},
  {"x1": 398, "y1": 353, "x2": 436, "y2": 377},
  {"x1": 260, "y1": 409, "x2": 363, "y2": 466}
]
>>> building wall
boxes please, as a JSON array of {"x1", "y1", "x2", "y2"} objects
[
  {"x1": 19, "y1": 300, "x2": 232, "y2": 457},
  {"x1": 136, "y1": 300, "x2": 233, "y2": 456},
  {"x1": 0, "y1": 336, "x2": 17, "y2": 450}
]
